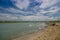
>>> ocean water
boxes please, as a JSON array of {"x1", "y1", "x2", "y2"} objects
[{"x1": 0, "y1": 22, "x2": 47, "y2": 40}]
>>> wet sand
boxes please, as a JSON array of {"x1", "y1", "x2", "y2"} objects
[
  {"x1": 12, "y1": 29, "x2": 45, "y2": 40},
  {"x1": 12, "y1": 23, "x2": 60, "y2": 40}
]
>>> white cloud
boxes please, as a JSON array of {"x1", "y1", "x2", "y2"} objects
[
  {"x1": 0, "y1": 13, "x2": 59, "y2": 21},
  {"x1": 11, "y1": 0, "x2": 30, "y2": 9},
  {"x1": 11, "y1": 0, "x2": 58, "y2": 9},
  {"x1": 9, "y1": 8, "x2": 33, "y2": 14},
  {"x1": 0, "y1": 0, "x2": 60, "y2": 21},
  {"x1": 14, "y1": 16, "x2": 59, "y2": 21},
  {"x1": 0, "y1": 5, "x2": 60, "y2": 21},
  {"x1": 0, "y1": 14, "x2": 18, "y2": 21},
  {"x1": 0, "y1": 0, "x2": 59, "y2": 16},
  {"x1": 46, "y1": 6, "x2": 60, "y2": 16},
  {"x1": 0, "y1": 7, "x2": 33, "y2": 15},
  {"x1": 13, "y1": 16, "x2": 50, "y2": 21},
  {"x1": 35, "y1": 6, "x2": 60, "y2": 16},
  {"x1": 3, "y1": 5, "x2": 59, "y2": 16},
  {"x1": 40, "y1": 0, "x2": 58, "y2": 8}
]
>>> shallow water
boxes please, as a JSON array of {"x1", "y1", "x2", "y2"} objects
[{"x1": 0, "y1": 22, "x2": 47, "y2": 40}]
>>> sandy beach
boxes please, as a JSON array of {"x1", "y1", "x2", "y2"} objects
[
  {"x1": 12, "y1": 29, "x2": 45, "y2": 40},
  {"x1": 12, "y1": 22, "x2": 60, "y2": 40}
]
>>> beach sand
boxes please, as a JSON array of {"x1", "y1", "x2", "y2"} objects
[
  {"x1": 12, "y1": 23, "x2": 60, "y2": 40},
  {"x1": 12, "y1": 29, "x2": 44, "y2": 40}
]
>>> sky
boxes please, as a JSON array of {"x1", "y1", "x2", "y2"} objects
[{"x1": 0, "y1": 0, "x2": 60, "y2": 21}]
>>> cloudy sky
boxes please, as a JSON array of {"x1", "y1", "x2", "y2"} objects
[{"x1": 0, "y1": 0, "x2": 60, "y2": 21}]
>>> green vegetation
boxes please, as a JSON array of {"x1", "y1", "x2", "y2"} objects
[
  {"x1": 0, "y1": 21, "x2": 47, "y2": 23},
  {"x1": 0, "y1": 20, "x2": 60, "y2": 23}
]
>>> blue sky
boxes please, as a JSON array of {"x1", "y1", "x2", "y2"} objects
[{"x1": 0, "y1": 0, "x2": 60, "y2": 21}]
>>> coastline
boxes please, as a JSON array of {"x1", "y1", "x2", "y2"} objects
[
  {"x1": 12, "y1": 25, "x2": 47, "y2": 40},
  {"x1": 12, "y1": 29, "x2": 45, "y2": 40},
  {"x1": 12, "y1": 22, "x2": 60, "y2": 40}
]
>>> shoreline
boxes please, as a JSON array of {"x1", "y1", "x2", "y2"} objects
[
  {"x1": 12, "y1": 27, "x2": 47, "y2": 40},
  {"x1": 12, "y1": 22, "x2": 60, "y2": 40}
]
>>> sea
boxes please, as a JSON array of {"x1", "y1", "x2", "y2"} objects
[{"x1": 0, "y1": 22, "x2": 47, "y2": 40}]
